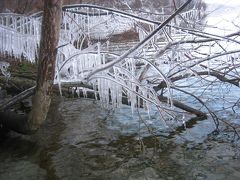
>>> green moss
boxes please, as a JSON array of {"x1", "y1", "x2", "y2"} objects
[
  {"x1": 7, "y1": 61, "x2": 38, "y2": 81},
  {"x1": 18, "y1": 62, "x2": 37, "y2": 72}
]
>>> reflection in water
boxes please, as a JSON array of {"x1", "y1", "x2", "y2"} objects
[
  {"x1": 1, "y1": 2, "x2": 240, "y2": 180},
  {"x1": 1, "y1": 98, "x2": 239, "y2": 179}
]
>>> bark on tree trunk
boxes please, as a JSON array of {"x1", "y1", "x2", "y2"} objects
[
  {"x1": 27, "y1": 0, "x2": 62, "y2": 132},
  {"x1": 0, "y1": 0, "x2": 62, "y2": 134}
]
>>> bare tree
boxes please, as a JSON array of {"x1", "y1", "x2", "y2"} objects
[
  {"x1": 0, "y1": 0, "x2": 63, "y2": 133},
  {"x1": 0, "y1": 0, "x2": 239, "y2": 137},
  {"x1": 59, "y1": 0, "x2": 240, "y2": 135}
]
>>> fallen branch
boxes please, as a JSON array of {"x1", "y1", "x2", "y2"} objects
[
  {"x1": 158, "y1": 95, "x2": 207, "y2": 118},
  {"x1": 0, "y1": 86, "x2": 35, "y2": 111},
  {"x1": 153, "y1": 70, "x2": 240, "y2": 92}
]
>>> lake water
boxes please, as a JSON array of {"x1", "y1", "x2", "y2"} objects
[
  {"x1": 204, "y1": 0, "x2": 240, "y2": 35},
  {"x1": 1, "y1": 2, "x2": 240, "y2": 180}
]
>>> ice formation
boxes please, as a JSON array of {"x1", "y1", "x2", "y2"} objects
[
  {"x1": 0, "y1": 13, "x2": 41, "y2": 62},
  {"x1": 0, "y1": 61, "x2": 10, "y2": 78},
  {"x1": 2, "y1": 3, "x2": 238, "y2": 121}
]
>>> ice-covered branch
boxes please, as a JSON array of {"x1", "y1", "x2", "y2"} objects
[{"x1": 85, "y1": 0, "x2": 193, "y2": 80}]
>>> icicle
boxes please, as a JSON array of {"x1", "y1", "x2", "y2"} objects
[
  {"x1": 86, "y1": 54, "x2": 90, "y2": 71},
  {"x1": 87, "y1": 54, "x2": 91, "y2": 69},
  {"x1": 71, "y1": 87, "x2": 76, "y2": 96},
  {"x1": 130, "y1": 87, "x2": 136, "y2": 114},
  {"x1": 82, "y1": 87, "x2": 87, "y2": 98},
  {"x1": 56, "y1": 65, "x2": 63, "y2": 96},
  {"x1": 101, "y1": 53, "x2": 104, "y2": 65},
  {"x1": 87, "y1": 7, "x2": 90, "y2": 43},
  {"x1": 106, "y1": 80, "x2": 110, "y2": 107},
  {"x1": 102, "y1": 78, "x2": 106, "y2": 108},
  {"x1": 97, "y1": 79, "x2": 101, "y2": 105},
  {"x1": 102, "y1": 79, "x2": 107, "y2": 108},
  {"x1": 146, "y1": 90, "x2": 151, "y2": 119},
  {"x1": 97, "y1": 42, "x2": 101, "y2": 66},
  {"x1": 208, "y1": 43, "x2": 211, "y2": 74},
  {"x1": 94, "y1": 81, "x2": 98, "y2": 101},
  {"x1": 99, "y1": 78, "x2": 104, "y2": 107},
  {"x1": 105, "y1": 79, "x2": 109, "y2": 109},
  {"x1": 116, "y1": 82, "x2": 121, "y2": 108},
  {"x1": 76, "y1": 87, "x2": 80, "y2": 97},
  {"x1": 106, "y1": 40, "x2": 109, "y2": 52},
  {"x1": 182, "y1": 114, "x2": 186, "y2": 129}
]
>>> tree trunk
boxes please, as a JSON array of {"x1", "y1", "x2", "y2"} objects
[
  {"x1": 27, "y1": 0, "x2": 62, "y2": 132},
  {"x1": 0, "y1": 0, "x2": 62, "y2": 134}
]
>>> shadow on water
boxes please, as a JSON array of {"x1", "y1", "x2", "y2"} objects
[
  {"x1": 0, "y1": 98, "x2": 240, "y2": 180},
  {"x1": 0, "y1": 98, "x2": 180, "y2": 179},
  {"x1": 0, "y1": 98, "x2": 64, "y2": 180}
]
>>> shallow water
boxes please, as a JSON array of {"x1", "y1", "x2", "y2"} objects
[
  {"x1": 1, "y1": 2, "x2": 240, "y2": 179},
  {"x1": 0, "y1": 98, "x2": 240, "y2": 180}
]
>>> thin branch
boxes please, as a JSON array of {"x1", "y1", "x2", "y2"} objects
[
  {"x1": 85, "y1": 0, "x2": 193, "y2": 80},
  {"x1": 158, "y1": 95, "x2": 207, "y2": 118},
  {"x1": 153, "y1": 70, "x2": 239, "y2": 92}
]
